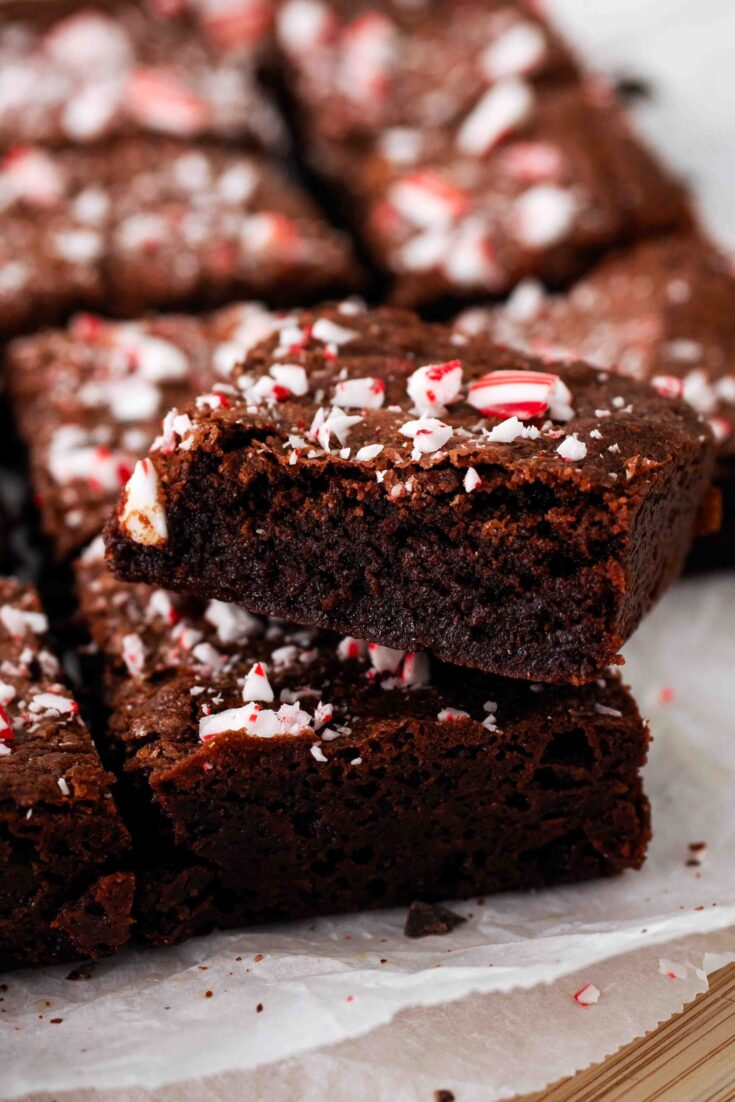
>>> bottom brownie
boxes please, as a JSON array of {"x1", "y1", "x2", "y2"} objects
[
  {"x1": 76, "y1": 542, "x2": 650, "y2": 945},
  {"x1": 0, "y1": 578, "x2": 133, "y2": 970}
]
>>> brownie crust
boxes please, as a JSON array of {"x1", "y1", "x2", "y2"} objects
[{"x1": 105, "y1": 304, "x2": 716, "y2": 684}]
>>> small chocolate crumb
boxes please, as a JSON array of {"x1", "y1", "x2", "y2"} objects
[
  {"x1": 50, "y1": 1018, "x2": 63, "y2": 1024},
  {"x1": 204, "y1": 990, "x2": 213, "y2": 998},
  {"x1": 256, "y1": 1003, "x2": 264, "y2": 1013},
  {"x1": 66, "y1": 962, "x2": 95, "y2": 981},
  {"x1": 404, "y1": 901, "x2": 466, "y2": 939},
  {"x1": 615, "y1": 73, "x2": 655, "y2": 103},
  {"x1": 434, "y1": 1091, "x2": 455, "y2": 1102}
]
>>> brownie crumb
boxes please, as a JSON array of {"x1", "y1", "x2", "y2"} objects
[
  {"x1": 404, "y1": 902, "x2": 466, "y2": 939},
  {"x1": 66, "y1": 962, "x2": 96, "y2": 982},
  {"x1": 256, "y1": 1003, "x2": 264, "y2": 1013},
  {"x1": 435, "y1": 1090, "x2": 455, "y2": 1101},
  {"x1": 50, "y1": 1018, "x2": 63, "y2": 1024},
  {"x1": 615, "y1": 74, "x2": 655, "y2": 102}
]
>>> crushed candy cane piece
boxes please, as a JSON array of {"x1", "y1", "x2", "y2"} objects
[
  {"x1": 407, "y1": 360, "x2": 463, "y2": 414},
  {"x1": 242, "y1": 661, "x2": 274, "y2": 702},
  {"x1": 468, "y1": 369, "x2": 572, "y2": 421},
  {"x1": 399, "y1": 415, "x2": 452, "y2": 458},
  {"x1": 121, "y1": 459, "x2": 168, "y2": 546},
  {"x1": 659, "y1": 959, "x2": 688, "y2": 980},
  {"x1": 557, "y1": 434, "x2": 587, "y2": 461},
  {"x1": 464, "y1": 467, "x2": 481, "y2": 492},
  {"x1": 457, "y1": 78, "x2": 534, "y2": 157},
  {"x1": 573, "y1": 982, "x2": 600, "y2": 1006},
  {"x1": 334, "y1": 377, "x2": 385, "y2": 409}
]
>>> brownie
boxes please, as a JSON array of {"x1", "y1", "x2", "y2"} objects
[
  {"x1": 316, "y1": 83, "x2": 691, "y2": 306},
  {"x1": 6, "y1": 301, "x2": 282, "y2": 558},
  {"x1": 0, "y1": 577, "x2": 133, "y2": 970},
  {"x1": 76, "y1": 543, "x2": 650, "y2": 945},
  {"x1": 0, "y1": 138, "x2": 360, "y2": 335},
  {"x1": 0, "y1": 0, "x2": 282, "y2": 149},
  {"x1": 103, "y1": 303, "x2": 716, "y2": 684},
  {"x1": 456, "y1": 234, "x2": 735, "y2": 567},
  {"x1": 276, "y1": 0, "x2": 580, "y2": 149}
]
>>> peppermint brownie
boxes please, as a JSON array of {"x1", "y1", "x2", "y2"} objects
[
  {"x1": 311, "y1": 83, "x2": 691, "y2": 307},
  {"x1": 104, "y1": 304, "x2": 716, "y2": 684},
  {"x1": 0, "y1": 138, "x2": 360, "y2": 334},
  {"x1": 276, "y1": 0, "x2": 580, "y2": 150},
  {"x1": 456, "y1": 234, "x2": 735, "y2": 567},
  {"x1": 76, "y1": 544, "x2": 650, "y2": 945},
  {"x1": 0, "y1": 0, "x2": 281, "y2": 149},
  {"x1": 0, "y1": 577, "x2": 132, "y2": 970},
  {"x1": 7, "y1": 301, "x2": 281, "y2": 558}
]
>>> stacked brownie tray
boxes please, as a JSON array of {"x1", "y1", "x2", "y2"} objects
[{"x1": 0, "y1": 0, "x2": 728, "y2": 969}]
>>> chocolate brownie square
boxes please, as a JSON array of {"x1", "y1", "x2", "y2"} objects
[
  {"x1": 276, "y1": 0, "x2": 580, "y2": 150},
  {"x1": 0, "y1": 577, "x2": 132, "y2": 970},
  {"x1": 0, "y1": 138, "x2": 360, "y2": 334},
  {"x1": 103, "y1": 303, "x2": 716, "y2": 684},
  {"x1": 456, "y1": 233, "x2": 735, "y2": 567},
  {"x1": 76, "y1": 544, "x2": 650, "y2": 945},
  {"x1": 314, "y1": 83, "x2": 690, "y2": 306},
  {"x1": 7, "y1": 301, "x2": 281, "y2": 558},
  {"x1": 0, "y1": 0, "x2": 282, "y2": 149}
]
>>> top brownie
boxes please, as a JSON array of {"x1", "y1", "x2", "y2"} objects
[
  {"x1": 0, "y1": 137, "x2": 360, "y2": 334},
  {"x1": 276, "y1": 0, "x2": 580, "y2": 145},
  {"x1": 457, "y1": 234, "x2": 735, "y2": 459},
  {"x1": 0, "y1": 0, "x2": 282, "y2": 149},
  {"x1": 104, "y1": 303, "x2": 716, "y2": 683}
]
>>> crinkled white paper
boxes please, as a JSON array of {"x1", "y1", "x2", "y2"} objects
[{"x1": 3, "y1": 574, "x2": 735, "y2": 1099}]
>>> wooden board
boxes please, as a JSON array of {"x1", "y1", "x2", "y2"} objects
[{"x1": 518, "y1": 964, "x2": 735, "y2": 1101}]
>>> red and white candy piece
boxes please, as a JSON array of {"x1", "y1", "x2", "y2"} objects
[
  {"x1": 127, "y1": 69, "x2": 211, "y2": 136},
  {"x1": 464, "y1": 467, "x2": 481, "y2": 492},
  {"x1": 120, "y1": 458, "x2": 168, "y2": 547},
  {"x1": 407, "y1": 360, "x2": 463, "y2": 414},
  {"x1": 1, "y1": 147, "x2": 65, "y2": 207},
  {"x1": 556, "y1": 434, "x2": 587, "y2": 461},
  {"x1": 368, "y1": 643, "x2": 405, "y2": 674},
  {"x1": 399, "y1": 415, "x2": 453, "y2": 457},
  {"x1": 468, "y1": 369, "x2": 572, "y2": 421},
  {"x1": 0, "y1": 604, "x2": 48, "y2": 638},
  {"x1": 481, "y1": 21, "x2": 547, "y2": 80},
  {"x1": 337, "y1": 636, "x2": 367, "y2": 661},
  {"x1": 311, "y1": 317, "x2": 358, "y2": 346},
  {"x1": 659, "y1": 958, "x2": 688, "y2": 980},
  {"x1": 45, "y1": 11, "x2": 133, "y2": 73},
  {"x1": 0, "y1": 703, "x2": 13, "y2": 747},
  {"x1": 277, "y1": 0, "x2": 336, "y2": 55},
  {"x1": 200, "y1": 0, "x2": 273, "y2": 51},
  {"x1": 205, "y1": 599, "x2": 260, "y2": 644},
  {"x1": 400, "y1": 652, "x2": 430, "y2": 688},
  {"x1": 456, "y1": 79, "x2": 534, "y2": 158},
  {"x1": 333, "y1": 377, "x2": 385, "y2": 410},
  {"x1": 512, "y1": 184, "x2": 576, "y2": 248},
  {"x1": 340, "y1": 11, "x2": 396, "y2": 104},
  {"x1": 122, "y1": 633, "x2": 146, "y2": 678},
  {"x1": 389, "y1": 171, "x2": 469, "y2": 229},
  {"x1": 573, "y1": 982, "x2": 600, "y2": 1007},
  {"x1": 437, "y1": 707, "x2": 470, "y2": 722},
  {"x1": 29, "y1": 692, "x2": 78, "y2": 716},
  {"x1": 242, "y1": 661, "x2": 274, "y2": 703},
  {"x1": 651, "y1": 374, "x2": 684, "y2": 400}
]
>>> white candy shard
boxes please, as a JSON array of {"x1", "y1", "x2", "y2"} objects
[
  {"x1": 242, "y1": 661, "x2": 274, "y2": 703},
  {"x1": 120, "y1": 459, "x2": 168, "y2": 546}
]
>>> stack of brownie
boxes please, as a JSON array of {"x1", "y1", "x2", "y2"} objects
[{"x1": 0, "y1": 0, "x2": 728, "y2": 968}]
